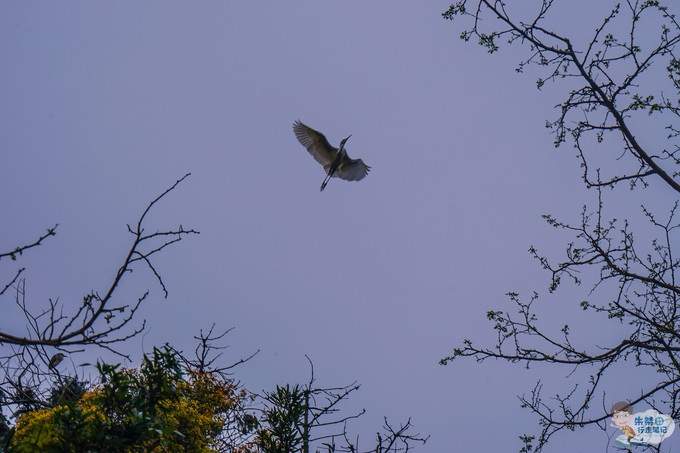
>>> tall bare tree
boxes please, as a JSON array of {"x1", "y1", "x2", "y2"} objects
[{"x1": 440, "y1": 1, "x2": 680, "y2": 451}]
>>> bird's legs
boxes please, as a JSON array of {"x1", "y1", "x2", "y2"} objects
[
  {"x1": 320, "y1": 171, "x2": 333, "y2": 191},
  {"x1": 320, "y1": 154, "x2": 343, "y2": 191}
]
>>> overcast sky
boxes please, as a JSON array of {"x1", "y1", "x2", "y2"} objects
[{"x1": 2, "y1": 1, "x2": 678, "y2": 451}]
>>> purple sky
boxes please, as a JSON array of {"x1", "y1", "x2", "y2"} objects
[{"x1": 2, "y1": 1, "x2": 678, "y2": 451}]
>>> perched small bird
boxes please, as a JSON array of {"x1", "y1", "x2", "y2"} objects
[
  {"x1": 293, "y1": 120, "x2": 371, "y2": 191},
  {"x1": 48, "y1": 352, "x2": 66, "y2": 369}
]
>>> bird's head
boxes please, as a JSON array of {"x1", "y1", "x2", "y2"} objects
[{"x1": 339, "y1": 135, "x2": 352, "y2": 150}]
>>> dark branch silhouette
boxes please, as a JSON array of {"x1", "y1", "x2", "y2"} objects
[
  {"x1": 255, "y1": 356, "x2": 428, "y2": 453},
  {"x1": 0, "y1": 173, "x2": 197, "y2": 421}
]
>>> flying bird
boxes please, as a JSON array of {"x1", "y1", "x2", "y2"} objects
[{"x1": 293, "y1": 120, "x2": 371, "y2": 191}]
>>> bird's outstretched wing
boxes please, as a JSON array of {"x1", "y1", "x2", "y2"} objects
[
  {"x1": 293, "y1": 120, "x2": 336, "y2": 168},
  {"x1": 336, "y1": 158, "x2": 371, "y2": 181}
]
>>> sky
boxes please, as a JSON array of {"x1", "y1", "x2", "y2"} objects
[{"x1": 1, "y1": 1, "x2": 679, "y2": 451}]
